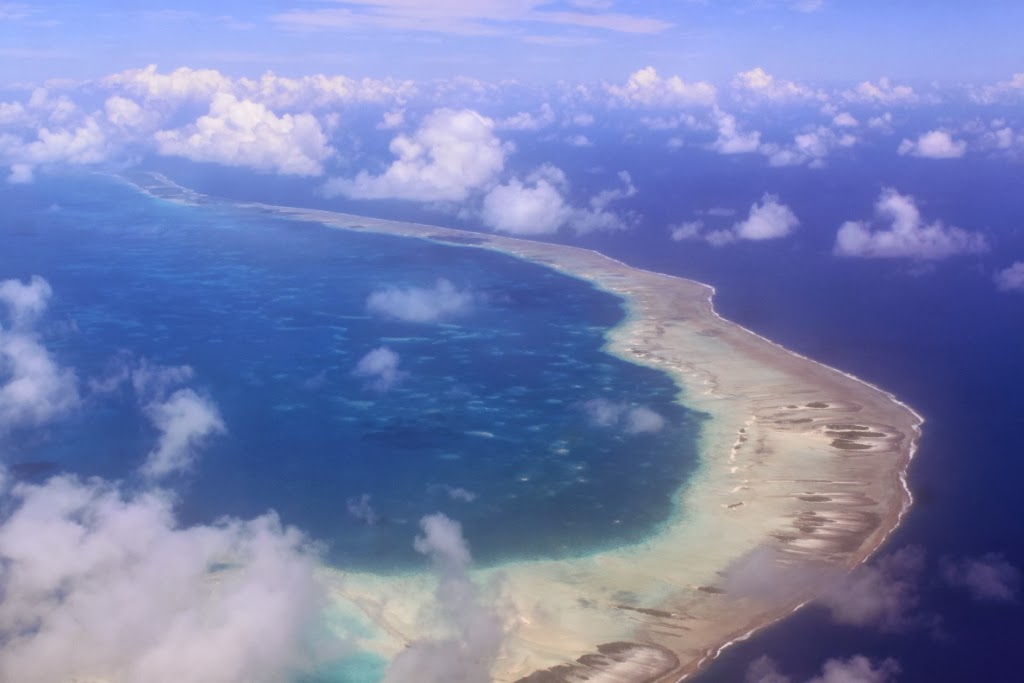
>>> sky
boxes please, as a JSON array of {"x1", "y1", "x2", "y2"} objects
[
  {"x1": 2, "y1": 1, "x2": 1024, "y2": 85},
  {"x1": 1, "y1": 2, "x2": 1024, "y2": 683}
]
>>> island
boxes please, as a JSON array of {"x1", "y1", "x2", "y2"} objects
[{"x1": 133, "y1": 172, "x2": 922, "y2": 682}]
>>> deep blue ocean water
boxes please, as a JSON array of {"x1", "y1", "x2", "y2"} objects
[{"x1": 0, "y1": 172, "x2": 701, "y2": 570}]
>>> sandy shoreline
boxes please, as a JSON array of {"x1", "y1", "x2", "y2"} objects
[{"x1": 129, "y1": 173, "x2": 922, "y2": 682}]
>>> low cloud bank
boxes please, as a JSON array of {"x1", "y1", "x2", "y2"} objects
[{"x1": 0, "y1": 474, "x2": 324, "y2": 683}]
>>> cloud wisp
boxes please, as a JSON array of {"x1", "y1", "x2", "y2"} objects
[
  {"x1": 584, "y1": 398, "x2": 665, "y2": 434},
  {"x1": 834, "y1": 188, "x2": 988, "y2": 260},
  {"x1": 746, "y1": 655, "x2": 900, "y2": 683},
  {"x1": 353, "y1": 346, "x2": 404, "y2": 391},
  {"x1": 382, "y1": 513, "x2": 507, "y2": 683},
  {"x1": 941, "y1": 553, "x2": 1021, "y2": 602},
  {"x1": 994, "y1": 262, "x2": 1024, "y2": 292}
]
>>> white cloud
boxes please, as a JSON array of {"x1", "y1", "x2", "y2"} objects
[
  {"x1": 155, "y1": 93, "x2": 332, "y2": 176},
  {"x1": 495, "y1": 103, "x2": 555, "y2": 131},
  {"x1": 995, "y1": 262, "x2": 1024, "y2": 292},
  {"x1": 0, "y1": 276, "x2": 79, "y2": 433},
  {"x1": 607, "y1": 66, "x2": 717, "y2": 108},
  {"x1": 481, "y1": 166, "x2": 634, "y2": 236},
  {"x1": 353, "y1": 346, "x2": 403, "y2": 391},
  {"x1": 734, "y1": 194, "x2": 800, "y2": 240},
  {"x1": 897, "y1": 129, "x2": 967, "y2": 159},
  {"x1": 0, "y1": 475, "x2": 323, "y2": 683},
  {"x1": 712, "y1": 108, "x2": 762, "y2": 154},
  {"x1": 835, "y1": 188, "x2": 988, "y2": 260},
  {"x1": 0, "y1": 274, "x2": 52, "y2": 330},
  {"x1": 325, "y1": 108, "x2": 507, "y2": 201},
  {"x1": 833, "y1": 112, "x2": 858, "y2": 127},
  {"x1": 816, "y1": 546, "x2": 926, "y2": 632},
  {"x1": 104, "y1": 95, "x2": 154, "y2": 130},
  {"x1": 140, "y1": 388, "x2": 225, "y2": 479},
  {"x1": 971, "y1": 72, "x2": 1024, "y2": 104},
  {"x1": 481, "y1": 166, "x2": 571, "y2": 235},
  {"x1": 670, "y1": 221, "x2": 704, "y2": 242},
  {"x1": 383, "y1": 513, "x2": 506, "y2": 683},
  {"x1": 104, "y1": 64, "x2": 234, "y2": 103},
  {"x1": 367, "y1": 279, "x2": 474, "y2": 323},
  {"x1": 235, "y1": 72, "x2": 415, "y2": 110},
  {"x1": 731, "y1": 67, "x2": 821, "y2": 102},
  {"x1": 843, "y1": 77, "x2": 918, "y2": 104},
  {"x1": 584, "y1": 398, "x2": 664, "y2": 434},
  {"x1": 692, "y1": 194, "x2": 798, "y2": 246},
  {"x1": 763, "y1": 126, "x2": 856, "y2": 167},
  {"x1": 941, "y1": 554, "x2": 1020, "y2": 601}
]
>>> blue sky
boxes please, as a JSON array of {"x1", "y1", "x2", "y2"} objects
[{"x1": 2, "y1": 1, "x2": 1023, "y2": 85}]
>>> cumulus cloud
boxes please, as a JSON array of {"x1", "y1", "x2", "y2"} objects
[
  {"x1": 481, "y1": 165, "x2": 571, "y2": 235},
  {"x1": 834, "y1": 188, "x2": 988, "y2": 260},
  {"x1": 712, "y1": 108, "x2": 762, "y2": 154},
  {"x1": 155, "y1": 93, "x2": 332, "y2": 176},
  {"x1": 353, "y1": 346, "x2": 403, "y2": 391},
  {"x1": 0, "y1": 276, "x2": 79, "y2": 433},
  {"x1": 0, "y1": 274, "x2": 52, "y2": 329},
  {"x1": 325, "y1": 108, "x2": 507, "y2": 201},
  {"x1": 897, "y1": 129, "x2": 967, "y2": 159},
  {"x1": 584, "y1": 398, "x2": 665, "y2": 434},
  {"x1": 481, "y1": 166, "x2": 635, "y2": 235},
  {"x1": 747, "y1": 655, "x2": 900, "y2": 683},
  {"x1": 843, "y1": 77, "x2": 919, "y2": 105},
  {"x1": 733, "y1": 194, "x2": 800, "y2": 240},
  {"x1": 367, "y1": 279, "x2": 474, "y2": 323},
  {"x1": 382, "y1": 513, "x2": 506, "y2": 683},
  {"x1": 994, "y1": 262, "x2": 1024, "y2": 292},
  {"x1": 816, "y1": 546, "x2": 927, "y2": 632},
  {"x1": 941, "y1": 554, "x2": 1021, "y2": 601},
  {"x1": 607, "y1": 66, "x2": 717, "y2": 108},
  {"x1": 763, "y1": 126, "x2": 857, "y2": 168},
  {"x1": 833, "y1": 112, "x2": 858, "y2": 127},
  {"x1": 140, "y1": 388, "x2": 225, "y2": 479},
  {"x1": 731, "y1": 67, "x2": 821, "y2": 102},
  {"x1": 104, "y1": 64, "x2": 234, "y2": 103},
  {"x1": 691, "y1": 194, "x2": 799, "y2": 246},
  {"x1": 0, "y1": 474, "x2": 323, "y2": 683}
]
